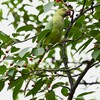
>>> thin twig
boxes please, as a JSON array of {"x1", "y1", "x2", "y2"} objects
[
  {"x1": 80, "y1": 81, "x2": 100, "y2": 85},
  {"x1": 80, "y1": 0, "x2": 87, "y2": 13},
  {"x1": 65, "y1": 3, "x2": 100, "y2": 37},
  {"x1": 91, "y1": 1, "x2": 94, "y2": 14},
  {"x1": 55, "y1": 73, "x2": 81, "y2": 78},
  {"x1": 69, "y1": 60, "x2": 88, "y2": 71},
  {"x1": 24, "y1": 79, "x2": 31, "y2": 95},
  {"x1": 91, "y1": 62, "x2": 100, "y2": 67},
  {"x1": 13, "y1": 34, "x2": 38, "y2": 45}
]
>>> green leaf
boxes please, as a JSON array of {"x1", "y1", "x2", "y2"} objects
[
  {"x1": 32, "y1": 47, "x2": 45, "y2": 56},
  {"x1": 77, "y1": 91, "x2": 94, "y2": 97},
  {"x1": 0, "y1": 31, "x2": 11, "y2": 42},
  {"x1": 8, "y1": 77, "x2": 23, "y2": 89},
  {"x1": 75, "y1": 96, "x2": 85, "y2": 100},
  {"x1": 0, "y1": 65, "x2": 7, "y2": 74},
  {"x1": 0, "y1": 49, "x2": 4, "y2": 58},
  {"x1": 93, "y1": 22, "x2": 100, "y2": 28},
  {"x1": 0, "y1": 9, "x2": 2, "y2": 21},
  {"x1": 32, "y1": 36, "x2": 37, "y2": 43},
  {"x1": 16, "y1": 61, "x2": 25, "y2": 66},
  {"x1": 72, "y1": 27, "x2": 82, "y2": 40},
  {"x1": 93, "y1": 12, "x2": 100, "y2": 20},
  {"x1": 36, "y1": 5, "x2": 44, "y2": 15},
  {"x1": 75, "y1": 16, "x2": 85, "y2": 26},
  {"x1": 90, "y1": 30, "x2": 100, "y2": 41},
  {"x1": 26, "y1": 79, "x2": 45, "y2": 96},
  {"x1": 0, "y1": 31, "x2": 7, "y2": 42},
  {"x1": 25, "y1": 34, "x2": 30, "y2": 39},
  {"x1": 45, "y1": 90, "x2": 55, "y2": 100},
  {"x1": 0, "y1": 80, "x2": 5, "y2": 91},
  {"x1": 38, "y1": 29, "x2": 51, "y2": 42},
  {"x1": 11, "y1": 46, "x2": 20, "y2": 53},
  {"x1": 7, "y1": 68, "x2": 16, "y2": 77},
  {"x1": 52, "y1": 82, "x2": 64, "y2": 89},
  {"x1": 17, "y1": 25, "x2": 33, "y2": 32},
  {"x1": 12, "y1": 33, "x2": 21, "y2": 37},
  {"x1": 19, "y1": 47, "x2": 31, "y2": 58},
  {"x1": 13, "y1": 80, "x2": 23, "y2": 100},
  {"x1": 95, "y1": 5, "x2": 100, "y2": 11},
  {"x1": 61, "y1": 87, "x2": 68, "y2": 97},
  {"x1": 43, "y1": 2, "x2": 54, "y2": 13},
  {"x1": 76, "y1": 38, "x2": 93, "y2": 54},
  {"x1": 92, "y1": 49, "x2": 100, "y2": 60}
]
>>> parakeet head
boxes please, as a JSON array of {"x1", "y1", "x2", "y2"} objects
[{"x1": 55, "y1": 8, "x2": 71, "y2": 17}]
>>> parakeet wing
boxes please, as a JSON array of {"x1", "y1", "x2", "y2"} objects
[
  {"x1": 38, "y1": 20, "x2": 53, "y2": 47},
  {"x1": 44, "y1": 20, "x2": 53, "y2": 30}
]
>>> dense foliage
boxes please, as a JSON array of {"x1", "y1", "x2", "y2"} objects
[{"x1": 0, "y1": 0, "x2": 100, "y2": 100}]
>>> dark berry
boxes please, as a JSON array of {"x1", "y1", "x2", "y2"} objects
[
  {"x1": 29, "y1": 58, "x2": 33, "y2": 61},
  {"x1": 6, "y1": 50, "x2": 9, "y2": 53},
  {"x1": 10, "y1": 63, "x2": 13, "y2": 66}
]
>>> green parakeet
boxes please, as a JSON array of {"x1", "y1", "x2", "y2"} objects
[{"x1": 42, "y1": 8, "x2": 70, "y2": 47}]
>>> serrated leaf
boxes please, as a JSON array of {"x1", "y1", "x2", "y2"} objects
[
  {"x1": 32, "y1": 47, "x2": 45, "y2": 56},
  {"x1": 43, "y1": 2, "x2": 54, "y2": 13},
  {"x1": 19, "y1": 47, "x2": 30, "y2": 58},
  {"x1": 17, "y1": 25, "x2": 33, "y2": 32},
  {"x1": 26, "y1": 79, "x2": 45, "y2": 96},
  {"x1": 45, "y1": 90, "x2": 55, "y2": 100},
  {"x1": 0, "y1": 65, "x2": 7, "y2": 74},
  {"x1": 61, "y1": 87, "x2": 68, "y2": 97}
]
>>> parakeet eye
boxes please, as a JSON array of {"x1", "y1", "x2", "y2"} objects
[{"x1": 66, "y1": 10, "x2": 71, "y2": 16}]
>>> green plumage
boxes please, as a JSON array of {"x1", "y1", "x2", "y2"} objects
[{"x1": 42, "y1": 8, "x2": 68, "y2": 46}]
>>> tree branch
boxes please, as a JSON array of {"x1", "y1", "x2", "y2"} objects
[
  {"x1": 67, "y1": 59, "x2": 94, "y2": 100},
  {"x1": 61, "y1": 42, "x2": 73, "y2": 88},
  {"x1": 65, "y1": 3, "x2": 100, "y2": 37}
]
